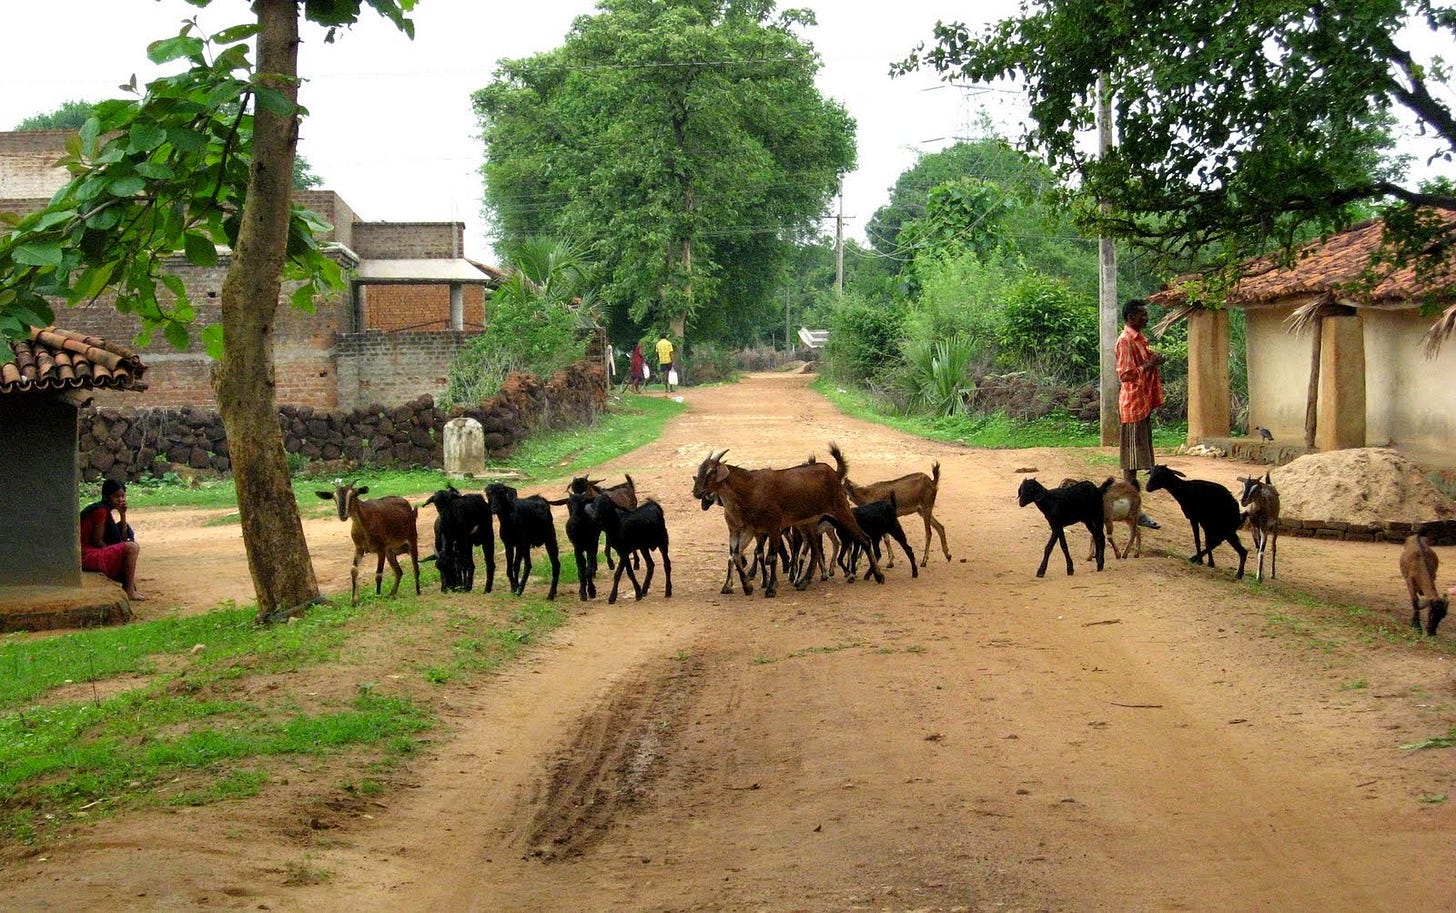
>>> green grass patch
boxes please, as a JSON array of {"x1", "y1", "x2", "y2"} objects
[{"x1": 1402, "y1": 727, "x2": 1456, "y2": 751}]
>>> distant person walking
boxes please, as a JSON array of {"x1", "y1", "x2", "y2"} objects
[
  {"x1": 629, "y1": 342, "x2": 647, "y2": 394},
  {"x1": 655, "y1": 334, "x2": 675, "y2": 392},
  {"x1": 1116, "y1": 298, "x2": 1164, "y2": 529}
]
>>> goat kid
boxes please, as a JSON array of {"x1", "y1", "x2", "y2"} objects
[
  {"x1": 316, "y1": 479, "x2": 420, "y2": 606},
  {"x1": 843, "y1": 461, "x2": 950, "y2": 568},
  {"x1": 560, "y1": 491, "x2": 604, "y2": 601},
  {"x1": 1018, "y1": 477, "x2": 1108, "y2": 577},
  {"x1": 593, "y1": 494, "x2": 672, "y2": 604},
  {"x1": 1146, "y1": 465, "x2": 1249, "y2": 579},
  {"x1": 485, "y1": 483, "x2": 561, "y2": 600},
  {"x1": 826, "y1": 492, "x2": 919, "y2": 580},
  {"x1": 1399, "y1": 534, "x2": 1448, "y2": 636},
  {"x1": 1238, "y1": 472, "x2": 1280, "y2": 582}
]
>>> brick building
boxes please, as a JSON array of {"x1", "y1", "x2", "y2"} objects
[{"x1": 0, "y1": 130, "x2": 501, "y2": 411}]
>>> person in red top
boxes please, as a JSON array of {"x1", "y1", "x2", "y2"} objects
[
  {"x1": 628, "y1": 342, "x2": 647, "y2": 394},
  {"x1": 80, "y1": 479, "x2": 145, "y2": 601},
  {"x1": 1116, "y1": 299, "x2": 1164, "y2": 529}
]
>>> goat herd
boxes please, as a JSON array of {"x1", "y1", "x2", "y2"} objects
[
  {"x1": 1018, "y1": 463, "x2": 1448, "y2": 637},
  {"x1": 314, "y1": 445, "x2": 1446, "y2": 640}
]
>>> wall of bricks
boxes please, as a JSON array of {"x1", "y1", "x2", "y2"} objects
[
  {"x1": 352, "y1": 222, "x2": 464, "y2": 259},
  {"x1": 364, "y1": 284, "x2": 487, "y2": 332},
  {"x1": 335, "y1": 330, "x2": 475, "y2": 410},
  {"x1": 1273, "y1": 517, "x2": 1456, "y2": 547}
]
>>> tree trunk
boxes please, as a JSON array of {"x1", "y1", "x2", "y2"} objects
[
  {"x1": 1304, "y1": 314, "x2": 1323, "y2": 450},
  {"x1": 213, "y1": 0, "x2": 320, "y2": 619}
]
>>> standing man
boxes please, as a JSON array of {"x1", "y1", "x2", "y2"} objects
[
  {"x1": 1116, "y1": 298, "x2": 1163, "y2": 529},
  {"x1": 655, "y1": 333, "x2": 675, "y2": 392}
]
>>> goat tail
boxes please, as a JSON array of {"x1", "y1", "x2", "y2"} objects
[
  {"x1": 828, "y1": 441, "x2": 849, "y2": 481},
  {"x1": 931, "y1": 461, "x2": 941, "y2": 486}
]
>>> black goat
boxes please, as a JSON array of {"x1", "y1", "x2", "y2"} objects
[
  {"x1": 422, "y1": 484, "x2": 495, "y2": 593},
  {"x1": 592, "y1": 493, "x2": 672, "y2": 604},
  {"x1": 827, "y1": 493, "x2": 919, "y2": 581},
  {"x1": 485, "y1": 483, "x2": 560, "y2": 599},
  {"x1": 1146, "y1": 464, "x2": 1248, "y2": 579},
  {"x1": 1017, "y1": 477, "x2": 1109, "y2": 577},
  {"x1": 567, "y1": 474, "x2": 637, "y2": 570},
  {"x1": 561, "y1": 491, "x2": 604, "y2": 601}
]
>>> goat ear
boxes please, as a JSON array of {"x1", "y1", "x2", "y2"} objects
[
  {"x1": 356, "y1": 485, "x2": 369, "y2": 496},
  {"x1": 1263, "y1": 471, "x2": 1272, "y2": 484},
  {"x1": 315, "y1": 491, "x2": 334, "y2": 500},
  {"x1": 1172, "y1": 468, "x2": 1186, "y2": 478}
]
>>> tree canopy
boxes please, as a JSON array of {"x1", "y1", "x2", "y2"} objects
[
  {"x1": 474, "y1": 0, "x2": 855, "y2": 346},
  {"x1": 897, "y1": 0, "x2": 1456, "y2": 285},
  {"x1": 14, "y1": 100, "x2": 98, "y2": 132}
]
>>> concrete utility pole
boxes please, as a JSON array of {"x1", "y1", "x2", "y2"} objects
[
  {"x1": 1097, "y1": 74, "x2": 1120, "y2": 447},
  {"x1": 834, "y1": 188, "x2": 845, "y2": 296}
]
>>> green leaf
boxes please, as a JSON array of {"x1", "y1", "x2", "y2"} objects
[
  {"x1": 107, "y1": 175, "x2": 146, "y2": 198},
  {"x1": 12, "y1": 242, "x2": 64, "y2": 267},
  {"x1": 21, "y1": 209, "x2": 75, "y2": 232},
  {"x1": 202, "y1": 324, "x2": 225, "y2": 360},
  {"x1": 184, "y1": 233, "x2": 220, "y2": 267},
  {"x1": 85, "y1": 205, "x2": 122, "y2": 230},
  {"x1": 72, "y1": 264, "x2": 117, "y2": 300},
  {"x1": 212, "y1": 23, "x2": 261, "y2": 44},
  {"x1": 128, "y1": 124, "x2": 167, "y2": 153},
  {"x1": 163, "y1": 321, "x2": 190, "y2": 350},
  {"x1": 134, "y1": 162, "x2": 176, "y2": 180},
  {"x1": 147, "y1": 36, "x2": 205, "y2": 65},
  {"x1": 253, "y1": 87, "x2": 297, "y2": 116},
  {"x1": 290, "y1": 284, "x2": 318, "y2": 312}
]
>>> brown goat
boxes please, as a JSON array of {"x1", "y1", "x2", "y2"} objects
[
  {"x1": 316, "y1": 480, "x2": 420, "y2": 606},
  {"x1": 1098, "y1": 477, "x2": 1143, "y2": 560},
  {"x1": 843, "y1": 461, "x2": 949, "y2": 568},
  {"x1": 693, "y1": 443, "x2": 880, "y2": 597},
  {"x1": 1399, "y1": 534, "x2": 1448, "y2": 636},
  {"x1": 1238, "y1": 472, "x2": 1281, "y2": 581}
]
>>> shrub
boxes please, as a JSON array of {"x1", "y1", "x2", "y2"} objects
[
  {"x1": 825, "y1": 298, "x2": 905, "y2": 384},
  {"x1": 998, "y1": 273, "x2": 1099, "y2": 384},
  {"x1": 897, "y1": 336, "x2": 976, "y2": 417}
]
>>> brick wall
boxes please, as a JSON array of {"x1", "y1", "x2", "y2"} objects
[
  {"x1": 352, "y1": 222, "x2": 464, "y2": 259},
  {"x1": 364, "y1": 284, "x2": 486, "y2": 332},
  {"x1": 335, "y1": 330, "x2": 475, "y2": 410}
]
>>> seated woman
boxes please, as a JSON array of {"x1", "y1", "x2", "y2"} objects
[{"x1": 80, "y1": 479, "x2": 145, "y2": 601}]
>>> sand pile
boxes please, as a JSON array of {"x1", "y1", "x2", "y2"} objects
[{"x1": 1269, "y1": 448, "x2": 1456, "y2": 526}]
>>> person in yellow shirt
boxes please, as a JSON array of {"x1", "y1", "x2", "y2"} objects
[{"x1": 654, "y1": 335, "x2": 675, "y2": 392}]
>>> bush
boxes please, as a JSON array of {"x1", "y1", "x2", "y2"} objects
[
  {"x1": 825, "y1": 298, "x2": 905, "y2": 384},
  {"x1": 442, "y1": 292, "x2": 582, "y2": 406},
  {"x1": 897, "y1": 336, "x2": 976, "y2": 417},
  {"x1": 998, "y1": 273, "x2": 1099, "y2": 384}
]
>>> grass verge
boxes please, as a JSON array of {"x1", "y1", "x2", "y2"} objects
[{"x1": 13, "y1": 395, "x2": 683, "y2": 847}]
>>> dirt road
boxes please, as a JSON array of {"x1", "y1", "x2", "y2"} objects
[{"x1": 5, "y1": 371, "x2": 1454, "y2": 912}]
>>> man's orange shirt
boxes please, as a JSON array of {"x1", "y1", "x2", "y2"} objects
[{"x1": 1116, "y1": 325, "x2": 1164, "y2": 424}]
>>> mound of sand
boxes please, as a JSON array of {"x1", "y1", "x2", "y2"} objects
[{"x1": 1268, "y1": 448, "x2": 1456, "y2": 526}]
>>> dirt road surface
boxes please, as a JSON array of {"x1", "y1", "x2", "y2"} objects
[{"x1": 4, "y1": 371, "x2": 1454, "y2": 912}]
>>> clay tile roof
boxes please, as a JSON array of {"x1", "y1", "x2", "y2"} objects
[
  {"x1": 1150, "y1": 208, "x2": 1456, "y2": 309},
  {"x1": 1, "y1": 327, "x2": 148, "y2": 396}
]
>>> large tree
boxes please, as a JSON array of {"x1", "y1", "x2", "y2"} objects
[
  {"x1": 474, "y1": 0, "x2": 855, "y2": 347},
  {"x1": 0, "y1": 0, "x2": 416, "y2": 619},
  {"x1": 897, "y1": 1, "x2": 1456, "y2": 284}
]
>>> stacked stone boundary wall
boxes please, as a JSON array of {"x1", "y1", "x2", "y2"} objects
[
  {"x1": 1272, "y1": 517, "x2": 1456, "y2": 547},
  {"x1": 78, "y1": 358, "x2": 607, "y2": 482}
]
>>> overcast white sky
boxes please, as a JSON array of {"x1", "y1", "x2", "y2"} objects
[{"x1": 0, "y1": 0, "x2": 1031, "y2": 261}]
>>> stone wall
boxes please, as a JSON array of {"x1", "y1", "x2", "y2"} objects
[
  {"x1": 1274, "y1": 517, "x2": 1456, "y2": 547},
  {"x1": 78, "y1": 357, "x2": 608, "y2": 481}
]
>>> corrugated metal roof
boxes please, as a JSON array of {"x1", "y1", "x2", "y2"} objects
[
  {"x1": 1, "y1": 327, "x2": 147, "y2": 396},
  {"x1": 354, "y1": 258, "x2": 498, "y2": 284}
]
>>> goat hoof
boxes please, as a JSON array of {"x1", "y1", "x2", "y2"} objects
[{"x1": 720, "y1": 586, "x2": 734, "y2": 595}]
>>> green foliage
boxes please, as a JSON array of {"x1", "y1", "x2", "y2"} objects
[
  {"x1": 824, "y1": 298, "x2": 905, "y2": 384},
  {"x1": 0, "y1": 17, "x2": 346, "y2": 350},
  {"x1": 14, "y1": 99, "x2": 97, "y2": 132},
  {"x1": 897, "y1": 336, "x2": 975, "y2": 417},
  {"x1": 997, "y1": 273, "x2": 1099, "y2": 383},
  {"x1": 898, "y1": 1, "x2": 1456, "y2": 278},
  {"x1": 443, "y1": 238, "x2": 591, "y2": 406},
  {"x1": 292, "y1": 153, "x2": 324, "y2": 190},
  {"x1": 474, "y1": 0, "x2": 855, "y2": 343}
]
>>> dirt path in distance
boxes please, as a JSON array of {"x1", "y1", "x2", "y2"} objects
[{"x1": 3, "y1": 371, "x2": 1453, "y2": 913}]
